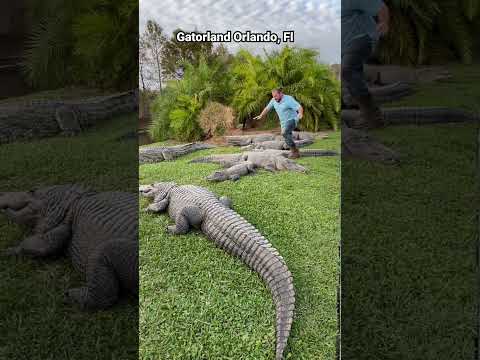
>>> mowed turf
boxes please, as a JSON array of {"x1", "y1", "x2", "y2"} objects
[
  {"x1": 341, "y1": 64, "x2": 479, "y2": 360},
  {"x1": 0, "y1": 114, "x2": 138, "y2": 360},
  {"x1": 139, "y1": 134, "x2": 340, "y2": 359}
]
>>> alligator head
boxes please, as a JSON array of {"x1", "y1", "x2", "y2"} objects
[
  {"x1": 0, "y1": 184, "x2": 91, "y2": 230},
  {"x1": 0, "y1": 190, "x2": 39, "y2": 226},
  {"x1": 139, "y1": 182, "x2": 177, "y2": 201}
]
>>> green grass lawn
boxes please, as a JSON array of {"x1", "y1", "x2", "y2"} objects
[
  {"x1": 0, "y1": 113, "x2": 138, "y2": 360},
  {"x1": 341, "y1": 64, "x2": 479, "y2": 360},
  {"x1": 139, "y1": 134, "x2": 340, "y2": 359}
]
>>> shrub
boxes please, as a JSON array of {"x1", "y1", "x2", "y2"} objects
[
  {"x1": 149, "y1": 56, "x2": 232, "y2": 142},
  {"x1": 198, "y1": 102, "x2": 236, "y2": 138}
]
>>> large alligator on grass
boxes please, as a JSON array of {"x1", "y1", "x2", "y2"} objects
[
  {"x1": 139, "y1": 143, "x2": 215, "y2": 164},
  {"x1": 0, "y1": 90, "x2": 138, "y2": 144},
  {"x1": 190, "y1": 149, "x2": 338, "y2": 181},
  {"x1": 0, "y1": 184, "x2": 138, "y2": 309},
  {"x1": 140, "y1": 182, "x2": 295, "y2": 360}
]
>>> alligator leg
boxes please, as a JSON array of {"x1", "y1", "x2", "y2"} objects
[
  {"x1": 4, "y1": 224, "x2": 71, "y2": 257},
  {"x1": 146, "y1": 198, "x2": 169, "y2": 213},
  {"x1": 275, "y1": 157, "x2": 306, "y2": 172},
  {"x1": 263, "y1": 163, "x2": 276, "y2": 172},
  {"x1": 167, "y1": 206, "x2": 204, "y2": 235},
  {"x1": 0, "y1": 191, "x2": 33, "y2": 211},
  {"x1": 219, "y1": 196, "x2": 232, "y2": 208},
  {"x1": 2, "y1": 204, "x2": 38, "y2": 225},
  {"x1": 65, "y1": 239, "x2": 137, "y2": 309}
]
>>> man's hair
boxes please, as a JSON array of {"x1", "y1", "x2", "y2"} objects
[{"x1": 271, "y1": 87, "x2": 283, "y2": 93}]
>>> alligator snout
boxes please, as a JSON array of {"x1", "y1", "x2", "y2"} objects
[{"x1": 0, "y1": 191, "x2": 33, "y2": 210}]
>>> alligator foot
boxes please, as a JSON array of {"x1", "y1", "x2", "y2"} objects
[
  {"x1": 167, "y1": 225, "x2": 178, "y2": 235},
  {"x1": 64, "y1": 287, "x2": 88, "y2": 309}
]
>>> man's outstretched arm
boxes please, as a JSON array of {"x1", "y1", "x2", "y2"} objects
[{"x1": 253, "y1": 105, "x2": 271, "y2": 120}]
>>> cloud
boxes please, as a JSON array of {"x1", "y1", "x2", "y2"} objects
[{"x1": 140, "y1": 0, "x2": 340, "y2": 64}]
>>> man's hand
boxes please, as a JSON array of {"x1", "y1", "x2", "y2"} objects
[
  {"x1": 297, "y1": 106, "x2": 304, "y2": 121},
  {"x1": 253, "y1": 115, "x2": 262, "y2": 120},
  {"x1": 377, "y1": 3, "x2": 389, "y2": 36}
]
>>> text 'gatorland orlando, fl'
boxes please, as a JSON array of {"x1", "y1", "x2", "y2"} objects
[{"x1": 176, "y1": 30, "x2": 295, "y2": 44}]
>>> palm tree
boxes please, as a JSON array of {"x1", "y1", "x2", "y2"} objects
[
  {"x1": 376, "y1": 0, "x2": 480, "y2": 65},
  {"x1": 231, "y1": 47, "x2": 340, "y2": 131},
  {"x1": 22, "y1": 0, "x2": 138, "y2": 90}
]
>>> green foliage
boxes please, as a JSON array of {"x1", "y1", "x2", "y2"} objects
[
  {"x1": 231, "y1": 47, "x2": 340, "y2": 131},
  {"x1": 150, "y1": 46, "x2": 340, "y2": 141},
  {"x1": 22, "y1": 0, "x2": 138, "y2": 90},
  {"x1": 72, "y1": 0, "x2": 138, "y2": 89},
  {"x1": 149, "y1": 57, "x2": 233, "y2": 142},
  {"x1": 22, "y1": 0, "x2": 82, "y2": 88},
  {"x1": 168, "y1": 94, "x2": 203, "y2": 141},
  {"x1": 377, "y1": 0, "x2": 480, "y2": 65}
]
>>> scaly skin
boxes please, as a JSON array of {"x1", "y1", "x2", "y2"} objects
[
  {"x1": 190, "y1": 149, "x2": 338, "y2": 182},
  {"x1": 139, "y1": 143, "x2": 215, "y2": 164},
  {"x1": 226, "y1": 131, "x2": 316, "y2": 147},
  {"x1": 0, "y1": 185, "x2": 138, "y2": 309},
  {"x1": 140, "y1": 182, "x2": 295, "y2": 360},
  {"x1": 0, "y1": 90, "x2": 137, "y2": 144}
]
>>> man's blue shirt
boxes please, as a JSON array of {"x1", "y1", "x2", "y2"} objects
[
  {"x1": 341, "y1": 0, "x2": 383, "y2": 53},
  {"x1": 266, "y1": 95, "x2": 301, "y2": 128}
]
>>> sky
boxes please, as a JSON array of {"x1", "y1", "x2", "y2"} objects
[{"x1": 140, "y1": 0, "x2": 341, "y2": 65}]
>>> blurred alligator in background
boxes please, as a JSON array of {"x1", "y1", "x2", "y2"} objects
[
  {"x1": 0, "y1": 184, "x2": 138, "y2": 309},
  {"x1": 0, "y1": 90, "x2": 138, "y2": 144},
  {"x1": 225, "y1": 131, "x2": 324, "y2": 149},
  {"x1": 342, "y1": 107, "x2": 479, "y2": 127},
  {"x1": 139, "y1": 143, "x2": 215, "y2": 164}
]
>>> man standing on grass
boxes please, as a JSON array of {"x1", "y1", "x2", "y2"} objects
[
  {"x1": 342, "y1": 0, "x2": 390, "y2": 129},
  {"x1": 254, "y1": 88, "x2": 304, "y2": 158}
]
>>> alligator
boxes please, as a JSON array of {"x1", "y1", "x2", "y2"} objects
[
  {"x1": 344, "y1": 82, "x2": 413, "y2": 108},
  {"x1": 369, "y1": 82, "x2": 413, "y2": 103},
  {"x1": 364, "y1": 64, "x2": 452, "y2": 85},
  {"x1": 190, "y1": 149, "x2": 338, "y2": 182},
  {"x1": 139, "y1": 143, "x2": 215, "y2": 164},
  {"x1": 342, "y1": 107, "x2": 479, "y2": 127},
  {"x1": 139, "y1": 182, "x2": 295, "y2": 360},
  {"x1": 225, "y1": 131, "x2": 319, "y2": 147},
  {"x1": 0, "y1": 90, "x2": 138, "y2": 144},
  {"x1": 240, "y1": 138, "x2": 314, "y2": 151},
  {"x1": 0, "y1": 184, "x2": 138, "y2": 309}
]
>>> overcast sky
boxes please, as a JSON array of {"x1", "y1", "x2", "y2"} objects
[{"x1": 140, "y1": 0, "x2": 340, "y2": 65}]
